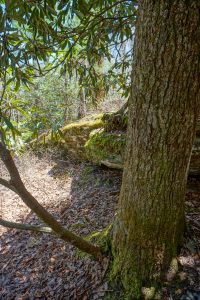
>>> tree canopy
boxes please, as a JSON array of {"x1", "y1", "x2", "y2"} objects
[{"x1": 0, "y1": 0, "x2": 136, "y2": 92}]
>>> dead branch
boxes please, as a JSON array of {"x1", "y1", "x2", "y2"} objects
[
  {"x1": 0, "y1": 218, "x2": 54, "y2": 234},
  {"x1": 0, "y1": 177, "x2": 17, "y2": 193},
  {"x1": 0, "y1": 142, "x2": 103, "y2": 259}
]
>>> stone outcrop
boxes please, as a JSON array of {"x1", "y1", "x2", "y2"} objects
[
  {"x1": 30, "y1": 114, "x2": 104, "y2": 160},
  {"x1": 85, "y1": 129, "x2": 126, "y2": 169},
  {"x1": 86, "y1": 116, "x2": 200, "y2": 176},
  {"x1": 60, "y1": 115, "x2": 104, "y2": 160},
  {"x1": 86, "y1": 132, "x2": 200, "y2": 175},
  {"x1": 30, "y1": 113, "x2": 200, "y2": 176}
]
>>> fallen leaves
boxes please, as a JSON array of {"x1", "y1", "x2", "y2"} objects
[
  {"x1": 0, "y1": 155, "x2": 120, "y2": 299},
  {"x1": 1, "y1": 155, "x2": 200, "y2": 299}
]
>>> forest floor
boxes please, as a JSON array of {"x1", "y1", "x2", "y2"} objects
[{"x1": 0, "y1": 152, "x2": 200, "y2": 300}]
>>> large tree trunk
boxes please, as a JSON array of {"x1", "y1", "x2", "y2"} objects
[{"x1": 112, "y1": 1, "x2": 200, "y2": 298}]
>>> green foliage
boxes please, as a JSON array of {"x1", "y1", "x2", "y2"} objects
[
  {"x1": 0, "y1": 71, "x2": 81, "y2": 147},
  {"x1": 18, "y1": 72, "x2": 80, "y2": 141},
  {"x1": 0, "y1": 85, "x2": 28, "y2": 148},
  {"x1": 0, "y1": 0, "x2": 136, "y2": 95},
  {"x1": 0, "y1": 0, "x2": 135, "y2": 148}
]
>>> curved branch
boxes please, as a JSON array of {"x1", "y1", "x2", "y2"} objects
[
  {"x1": 0, "y1": 142, "x2": 103, "y2": 259},
  {"x1": 0, "y1": 177, "x2": 17, "y2": 193},
  {"x1": 0, "y1": 218, "x2": 54, "y2": 234}
]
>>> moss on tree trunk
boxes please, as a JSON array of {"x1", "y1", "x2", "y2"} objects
[{"x1": 112, "y1": 1, "x2": 200, "y2": 298}]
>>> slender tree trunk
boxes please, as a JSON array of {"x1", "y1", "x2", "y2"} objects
[
  {"x1": 78, "y1": 86, "x2": 86, "y2": 118},
  {"x1": 63, "y1": 70, "x2": 69, "y2": 122},
  {"x1": 112, "y1": 1, "x2": 200, "y2": 298}
]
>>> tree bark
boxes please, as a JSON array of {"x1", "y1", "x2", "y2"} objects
[{"x1": 112, "y1": 1, "x2": 200, "y2": 298}]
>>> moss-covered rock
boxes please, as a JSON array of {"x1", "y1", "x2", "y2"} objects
[
  {"x1": 85, "y1": 129, "x2": 125, "y2": 169},
  {"x1": 30, "y1": 114, "x2": 104, "y2": 160},
  {"x1": 59, "y1": 115, "x2": 104, "y2": 160},
  {"x1": 29, "y1": 112, "x2": 200, "y2": 175}
]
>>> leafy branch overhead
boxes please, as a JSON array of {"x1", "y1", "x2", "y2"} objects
[{"x1": 0, "y1": 0, "x2": 136, "y2": 96}]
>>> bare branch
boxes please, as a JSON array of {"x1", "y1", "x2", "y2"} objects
[
  {"x1": 0, "y1": 177, "x2": 17, "y2": 193},
  {"x1": 0, "y1": 218, "x2": 54, "y2": 234},
  {"x1": 0, "y1": 142, "x2": 103, "y2": 259}
]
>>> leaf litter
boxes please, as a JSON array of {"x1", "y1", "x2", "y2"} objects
[{"x1": 0, "y1": 153, "x2": 200, "y2": 299}]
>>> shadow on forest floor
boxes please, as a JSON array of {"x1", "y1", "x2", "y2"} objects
[
  {"x1": 0, "y1": 154, "x2": 122, "y2": 299},
  {"x1": 0, "y1": 153, "x2": 200, "y2": 299}
]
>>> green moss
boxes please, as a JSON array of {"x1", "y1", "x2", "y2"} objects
[
  {"x1": 110, "y1": 240, "x2": 179, "y2": 299},
  {"x1": 110, "y1": 232, "x2": 166, "y2": 299},
  {"x1": 62, "y1": 114, "x2": 104, "y2": 133},
  {"x1": 29, "y1": 113, "x2": 128, "y2": 165},
  {"x1": 75, "y1": 224, "x2": 112, "y2": 259},
  {"x1": 30, "y1": 114, "x2": 104, "y2": 147},
  {"x1": 85, "y1": 130, "x2": 126, "y2": 164},
  {"x1": 86, "y1": 224, "x2": 112, "y2": 254},
  {"x1": 110, "y1": 253, "x2": 142, "y2": 299}
]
